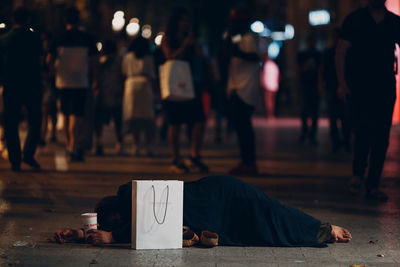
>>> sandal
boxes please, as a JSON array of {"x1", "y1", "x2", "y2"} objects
[
  {"x1": 348, "y1": 176, "x2": 363, "y2": 195},
  {"x1": 182, "y1": 230, "x2": 199, "y2": 247},
  {"x1": 200, "y1": 230, "x2": 219, "y2": 247}
]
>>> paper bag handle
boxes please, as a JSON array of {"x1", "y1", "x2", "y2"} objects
[{"x1": 151, "y1": 185, "x2": 169, "y2": 225}]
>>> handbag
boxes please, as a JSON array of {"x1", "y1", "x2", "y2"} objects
[
  {"x1": 131, "y1": 180, "x2": 183, "y2": 249},
  {"x1": 159, "y1": 60, "x2": 195, "y2": 101}
]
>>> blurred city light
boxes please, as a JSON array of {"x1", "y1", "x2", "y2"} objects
[
  {"x1": 268, "y1": 42, "x2": 281, "y2": 59},
  {"x1": 126, "y1": 18, "x2": 140, "y2": 36},
  {"x1": 29, "y1": 28, "x2": 34, "y2": 32},
  {"x1": 309, "y1": 10, "x2": 330, "y2": 26},
  {"x1": 112, "y1": 17, "x2": 125, "y2": 32},
  {"x1": 259, "y1": 27, "x2": 271, "y2": 37},
  {"x1": 271, "y1": 31, "x2": 286, "y2": 41},
  {"x1": 0, "y1": 23, "x2": 6, "y2": 29},
  {"x1": 250, "y1": 21, "x2": 265, "y2": 33},
  {"x1": 231, "y1": 34, "x2": 242, "y2": 43},
  {"x1": 114, "y1": 11, "x2": 124, "y2": 19},
  {"x1": 284, "y1": 24, "x2": 295, "y2": 39},
  {"x1": 142, "y1": 24, "x2": 152, "y2": 39},
  {"x1": 154, "y1": 32, "x2": 164, "y2": 46},
  {"x1": 96, "y1": 42, "x2": 102, "y2": 52}
]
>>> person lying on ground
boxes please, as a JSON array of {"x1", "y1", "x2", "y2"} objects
[{"x1": 55, "y1": 175, "x2": 351, "y2": 246}]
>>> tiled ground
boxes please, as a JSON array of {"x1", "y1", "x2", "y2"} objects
[{"x1": 0, "y1": 118, "x2": 399, "y2": 266}]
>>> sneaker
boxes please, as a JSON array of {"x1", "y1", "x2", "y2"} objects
[
  {"x1": 22, "y1": 157, "x2": 41, "y2": 170},
  {"x1": 184, "y1": 157, "x2": 209, "y2": 173},
  {"x1": 228, "y1": 163, "x2": 258, "y2": 176},
  {"x1": 169, "y1": 160, "x2": 189, "y2": 174},
  {"x1": 365, "y1": 189, "x2": 388, "y2": 202}
]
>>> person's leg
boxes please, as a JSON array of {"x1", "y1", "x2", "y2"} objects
[
  {"x1": 113, "y1": 106, "x2": 123, "y2": 147},
  {"x1": 340, "y1": 100, "x2": 352, "y2": 151},
  {"x1": 309, "y1": 95, "x2": 319, "y2": 144},
  {"x1": 168, "y1": 124, "x2": 181, "y2": 161},
  {"x1": 229, "y1": 94, "x2": 256, "y2": 168},
  {"x1": 68, "y1": 114, "x2": 77, "y2": 153},
  {"x1": 3, "y1": 92, "x2": 22, "y2": 170},
  {"x1": 328, "y1": 98, "x2": 340, "y2": 152},
  {"x1": 191, "y1": 122, "x2": 204, "y2": 159},
  {"x1": 22, "y1": 96, "x2": 42, "y2": 166},
  {"x1": 40, "y1": 104, "x2": 49, "y2": 145},
  {"x1": 365, "y1": 100, "x2": 395, "y2": 200},
  {"x1": 266, "y1": 91, "x2": 276, "y2": 119},
  {"x1": 350, "y1": 103, "x2": 371, "y2": 193},
  {"x1": 299, "y1": 95, "x2": 309, "y2": 143},
  {"x1": 144, "y1": 120, "x2": 156, "y2": 156}
]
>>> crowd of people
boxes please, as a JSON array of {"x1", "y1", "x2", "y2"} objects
[{"x1": 0, "y1": 0, "x2": 399, "y2": 203}]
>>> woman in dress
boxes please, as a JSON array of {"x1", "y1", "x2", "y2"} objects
[{"x1": 122, "y1": 36, "x2": 156, "y2": 156}]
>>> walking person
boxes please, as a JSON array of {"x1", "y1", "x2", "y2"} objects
[
  {"x1": 161, "y1": 8, "x2": 208, "y2": 173},
  {"x1": 0, "y1": 7, "x2": 43, "y2": 171},
  {"x1": 336, "y1": 0, "x2": 400, "y2": 201},
  {"x1": 297, "y1": 36, "x2": 321, "y2": 145},
  {"x1": 321, "y1": 28, "x2": 351, "y2": 153},
  {"x1": 122, "y1": 36, "x2": 156, "y2": 156},
  {"x1": 47, "y1": 7, "x2": 98, "y2": 161},
  {"x1": 94, "y1": 40, "x2": 123, "y2": 155},
  {"x1": 226, "y1": 8, "x2": 261, "y2": 175}
]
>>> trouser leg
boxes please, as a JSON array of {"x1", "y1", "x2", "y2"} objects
[
  {"x1": 366, "y1": 102, "x2": 394, "y2": 190},
  {"x1": 3, "y1": 93, "x2": 22, "y2": 166},
  {"x1": 229, "y1": 94, "x2": 255, "y2": 165},
  {"x1": 23, "y1": 97, "x2": 42, "y2": 160},
  {"x1": 352, "y1": 110, "x2": 370, "y2": 178}
]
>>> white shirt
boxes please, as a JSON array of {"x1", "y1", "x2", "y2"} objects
[{"x1": 227, "y1": 32, "x2": 261, "y2": 106}]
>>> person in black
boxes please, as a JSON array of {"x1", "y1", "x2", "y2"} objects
[
  {"x1": 321, "y1": 28, "x2": 351, "y2": 153},
  {"x1": 336, "y1": 0, "x2": 400, "y2": 201},
  {"x1": 47, "y1": 7, "x2": 98, "y2": 162},
  {"x1": 297, "y1": 36, "x2": 321, "y2": 145},
  {"x1": 0, "y1": 7, "x2": 43, "y2": 171},
  {"x1": 54, "y1": 175, "x2": 352, "y2": 246}
]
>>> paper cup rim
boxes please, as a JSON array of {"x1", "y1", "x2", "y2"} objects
[{"x1": 81, "y1": 213, "x2": 97, "y2": 218}]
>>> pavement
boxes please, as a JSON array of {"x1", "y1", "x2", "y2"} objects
[{"x1": 0, "y1": 117, "x2": 399, "y2": 267}]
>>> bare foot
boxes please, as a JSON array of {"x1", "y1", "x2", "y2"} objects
[{"x1": 331, "y1": 225, "x2": 352, "y2": 243}]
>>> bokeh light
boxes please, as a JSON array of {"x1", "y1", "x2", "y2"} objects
[
  {"x1": 250, "y1": 21, "x2": 264, "y2": 33},
  {"x1": 154, "y1": 32, "x2": 164, "y2": 46},
  {"x1": 142, "y1": 24, "x2": 152, "y2": 39}
]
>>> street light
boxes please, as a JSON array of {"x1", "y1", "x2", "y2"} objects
[
  {"x1": 154, "y1": 32, "x2": 164, "y2": 46},
  {"x1": 142, "y1": 24, "x2": 152, "y2": 39},
  {"x1": 250, "y1": 21, "x2": 264, "y2": 33},
  {"x1": 126, "y1": 18, "x2": 140, "y2": 36}
]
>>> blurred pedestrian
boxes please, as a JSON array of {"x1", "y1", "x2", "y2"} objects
[
  {"x1": 47, "y1": 7, "x2": 98, "y2": 161},
  {"x1": 297, "y1": 35, "x2": 321, "y2": 145},
  {"x1": 336, "y1": 0, "x2": 400, "y2": 201},
  {"x1": 94, "y1": 40, "x2": 123, "y2": 155},
  {"x1": 261, "y1": 54, "x2": 280, "y2": 119},
  {"x1": 161, "y1": 8, "x2": 208, "y2": 173},
  {"x1": 226, "y1": 8, "x2": 261, "y2": 175},
  {"x1": 321, "y1": 28, "x2": 351, "y2": 153},
  {"x1": 0, "y1": 7, "x2": 43, "y2": 171},
  {"x1": 39, "y1": 32, "x2": 58, "y2": 146},
  {"x1": 122, "y1": 36, "x2": 156, "y2": 156}
]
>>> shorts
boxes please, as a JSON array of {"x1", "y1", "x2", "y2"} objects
[
  {"x1": 163, "y1": 98, "x2": 205, "y2": 125},
  {"x1": 59, "y1": 89, "x2": 88, "y2": 116}
]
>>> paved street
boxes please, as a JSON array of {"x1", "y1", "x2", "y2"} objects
[{"x1": 0, "y1": 118, "x2": 399, "y2": 266}]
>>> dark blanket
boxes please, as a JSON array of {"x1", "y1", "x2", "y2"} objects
[{"x1": 108, "y1": 176, "x2": 324, "y2": 247}]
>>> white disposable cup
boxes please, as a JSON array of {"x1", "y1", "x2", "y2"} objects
[{"x1": 81, "y1": 213, "x2": 97, "y2": 234}]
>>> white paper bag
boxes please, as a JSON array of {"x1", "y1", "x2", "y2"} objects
[
  {"x1": 159, "y1": 60, "x2": 195, "y2": 101},
  {"x1": 131, "y1": 180, "x2": 183, "y2": 250}
]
